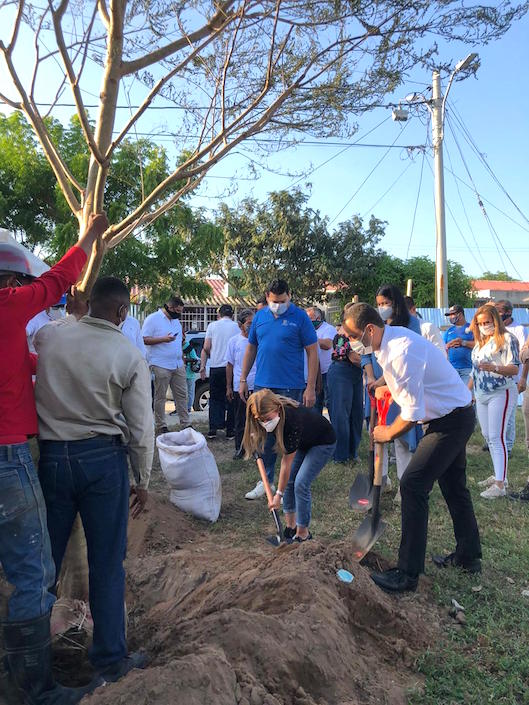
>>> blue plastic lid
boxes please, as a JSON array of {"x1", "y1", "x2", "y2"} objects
[{"x1": 336, "y1": 569, "x2": 354, "y2": 583}]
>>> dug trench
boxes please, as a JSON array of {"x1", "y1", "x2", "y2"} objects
[{"x1": 0, "y1": 462, "x2": 441, "y2": 705}]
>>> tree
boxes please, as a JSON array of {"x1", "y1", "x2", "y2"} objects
[
  {"x1": 209, "y1": 190, "x2": 385, "y2": 302},
  {"x1": 364, "y1": 255, "x2": 473, "y2": 306},
  {"x1": 0, "y1": 113, "x2": 211, "y2": 302},
  {"x1": 475, "y1": 270, "x2": 518, "y2": 281},
  {"x1": 1, "y1": 1, "x2": 525, "y2": 293}
]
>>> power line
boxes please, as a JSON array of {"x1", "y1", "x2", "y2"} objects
[
  {"x1": 361, "y1": 159, "x2": 415, "y2": 220},
  {"x1": 329, "y1": 120, "x2": 411, "y2": 225},
  {"x1": 288, "y1": 115, "x2": 392, "y2": 189},
  {"x1": 449, "y1": 103, "x2": 529, "y2": 228},
  {"x1": 444, "y1": 140, "x2": 487, "y2": 271},
  {"x1": 445, "y1": 112, "x2": 522, "y2": 278},
  {"x1": 406, "y1": 121, "x2": 429, "y2": 258}
]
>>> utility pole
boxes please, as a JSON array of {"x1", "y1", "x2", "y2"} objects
[{"x1": 432, "y1": 71, "x2": 448, "y2": 308}]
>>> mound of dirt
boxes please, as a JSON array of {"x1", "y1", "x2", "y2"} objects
[{"x1": 83, "y1": 494, "x2": 437, "y2": 705}]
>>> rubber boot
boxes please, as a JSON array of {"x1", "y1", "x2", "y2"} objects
[{"x1": 2, "y1": 613, "x2": 100, "y2": 704}]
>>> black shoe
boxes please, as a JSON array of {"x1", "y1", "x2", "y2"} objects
[
  {"x1": 293, "y1": 532, "x2": 313, "y2": 544},
  {"x1": 482, "y1": 443, "x2": 489, "y2": 452},
  {"x1": 206, "y1": 430, "x2": 217, "y2": 439},
  {"x1": 283, "y1": 527, "x2": 297, "y2": 543},
  {"x1": 431, "y1": 552, "x2": 482, "y2": 574},
  {"x1": 508, "y1": 483, "x2": 529, "y2": 502},
  {"x1": 225, "y1": 432, "x2": 235, "y2": 440},
  {"x1": 2, "y1": 613, "x2": 101, "y2": 704},
  {"x1": 371, "y1": 567, "x2": 418, "y2": 593},
  {"x1": 97, "y1": 652, "x2": 147, "y2": 684}
]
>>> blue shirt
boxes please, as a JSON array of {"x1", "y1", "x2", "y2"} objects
[
  {"x1": 248, "y1": 304, "x2": 317, "y2": 389},
  {"x1": 443, "y1": 323, "x2": 473, "y2": 370}
]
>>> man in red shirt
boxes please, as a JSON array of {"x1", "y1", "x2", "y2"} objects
[{"x1": 0, "y1": 214, "x2": 108, "y2": 705}]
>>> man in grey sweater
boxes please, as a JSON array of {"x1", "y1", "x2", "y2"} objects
[{"x1": 35, "y1": 276, "x2": 153, "y2": 684}]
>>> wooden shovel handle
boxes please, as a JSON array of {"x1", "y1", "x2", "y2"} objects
[
  {"x1": 373, "y1": 442, "x2": 384, "y2": 488},
  {"x1": 255, "y1": 455, "x2": 276, "y2": 506}
]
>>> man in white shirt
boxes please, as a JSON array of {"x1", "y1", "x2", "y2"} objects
[
  {"x1": 121, "y1": 314, "x2": 146, "y2": 357},
  {"x1": 343, "y1": 303, "x2": 481, "y2": 593},
  {"x1": 142, "y1": 295, "x2": 189, "y2": 434},
  {"x1": 494, "y1": 300, "x2": 527, "y2": 454},
  {"x1": 200, "y1": 304, "x2": 240, "y2": 439},
  {"x1": 305, "y1": 307, "x2": 337, "y2": 414}
]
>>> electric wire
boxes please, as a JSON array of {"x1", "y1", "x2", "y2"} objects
[
  {"x1": 446, "y1": 112, "x2": 521, "y2": 278},
  {"x1": 361, "y1": 159, "x2": 415, "y2": 220},
  {"x1": 329, "y1": 120, "x2": 411, "y2": 225},
  {"x1": 288, "y1": 115, "x2": 392, "y2": 189},
  {"x1": 444, "y1": 140, "x2": 488, "y2": 271},
  {"x1": 406, "y1": 121, "x2": 429, "y2": 259},
  {"x1": 449, "y1": 104, "x2": 529, "y2": 227}
]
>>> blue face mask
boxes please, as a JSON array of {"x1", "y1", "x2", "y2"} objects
[{"x1": 269, "y1": 301, "x2": 289, "y2": 315}]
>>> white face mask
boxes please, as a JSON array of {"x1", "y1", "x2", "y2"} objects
[
  {"x1": 378, "y1": 305, "x2": 393, "y2": 321},
  {"x1": 268, "y1": 301, "x2": 289, "y2": 315},
  {"x1": 259, "y1": 415, "x2": 280, "y2": 433},
  {"x1": 349, "y1": 328, "x2": 373, "y2": 356},
  {"x1": 479, "y1": 323, "x2": 495, "y2": 337}
]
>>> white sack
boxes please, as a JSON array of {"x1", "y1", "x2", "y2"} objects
[{"x1": 156, "y1": 428, "x2": 221, "y2": 522}]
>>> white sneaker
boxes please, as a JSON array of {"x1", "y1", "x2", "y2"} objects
[
  {"x1": 477, "y1": 475, "x2": 496, "y2": 487},
  {"x1": 245, "y1": 481, "x2": 275, "y2": 500},
  {"x1": 480, "y1": 484, "x2": 506, "y2": 499}
]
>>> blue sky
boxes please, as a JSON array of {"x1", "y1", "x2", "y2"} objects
[
  {"x1": 188, "y1": 14, "x2": 529, "y2": 281},
  {"x1": 1, "y1": 6, "x2": 528, "y2": 282}
]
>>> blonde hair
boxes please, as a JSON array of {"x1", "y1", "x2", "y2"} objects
[
  {"x1": 242, "y1": 389, "x2": 299, "y2": 458},
  {"x1": 470, "y1": 303, "x2": 506, "y2": 351}
]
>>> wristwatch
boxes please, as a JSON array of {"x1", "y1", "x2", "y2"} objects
[{"x1": 275, "y1": 489, "x2": 284, "y2": 497}]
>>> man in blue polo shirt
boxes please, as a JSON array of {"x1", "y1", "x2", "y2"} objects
[
  {"x1": 443, "y1": 304, "x2": 474, "y2": 385},
  {"x1": 239, "y1": 279, "x2": 318, "y2": 499}
]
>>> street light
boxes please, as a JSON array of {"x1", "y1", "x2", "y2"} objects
[{"x1": 432, "y1": 52, "x2": 479, "y2": 308}]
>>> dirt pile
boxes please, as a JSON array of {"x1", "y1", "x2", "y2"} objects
[{"x1": 84, "y1": 495, "x2": 437, "y2": 705}]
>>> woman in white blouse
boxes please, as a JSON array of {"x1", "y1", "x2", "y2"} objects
[{"x1": 469, "y1": 304, "x2": 520, "y2": 499}]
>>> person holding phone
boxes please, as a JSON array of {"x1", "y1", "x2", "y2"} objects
[{"x1": 142, "y1": 295, "x2": 190, "y2": 434}]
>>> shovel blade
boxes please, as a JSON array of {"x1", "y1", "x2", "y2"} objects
[
  {"x1": 351, "y1": 515, "x2": 387, "y2": 561},
  {"x1": 349, "y1": 473, "x2": 373, "y2": 512},
  {"x1": 266, "y1": 534, "x2": 282, "y2": 547}
]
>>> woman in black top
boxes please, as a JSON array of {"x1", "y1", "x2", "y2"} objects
[{"x1": 243, "y1": 389, "x2": 336, "y2": 542}]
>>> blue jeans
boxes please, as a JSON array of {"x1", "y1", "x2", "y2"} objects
[
  {"x1": 456, "y1": 368, "x2": 472, "y2": 386},
  {"x1": 283, "y1": 443, "x2": 336, "y2": 527},
  {"x1": 38, "y1": 436, "x2": 129, "y2": 668},
  {"x1": 327, "y1": 361, "x2": 364, "y2": 462},
  {"x1": 253, "y1": 386, "x2": 304, "y2": 484},
  {"x1": 0, "y1": 443, "x2": 56, "y2": 621},
  {"x1": 314, "y1": 373, "x2": 328, "y2": 415},
  {"x1": 186, "y1": 376, "x2": 195, "y2": 412}
]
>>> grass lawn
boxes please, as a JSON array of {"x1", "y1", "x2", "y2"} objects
[{"x1": 165, "y1": 409, "x2": 529, "y2": 705}]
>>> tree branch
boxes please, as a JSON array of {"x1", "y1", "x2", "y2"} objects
[
  {"x1": 98, "y1": 0, "x2": 110, "y2": 29},
  {"x1": 120, "y1": 0, "x2": 238, "y2": 75},
  {"x1": 105, "y1": 19, "x2": 231, "y2": 158},
  {"x1": 7, "y1": 0, "x2": 25, "y2": 55},
  {"x1": 49, "y1": 0, "x2": 106, "y2": 166}
]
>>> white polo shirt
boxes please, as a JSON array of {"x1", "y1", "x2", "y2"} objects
[
  {"x1": 141, "y1": 309, "x2": 183, "y2": 369},
  {"x1": 205, "y1": 317, "x2": 240, "y2": 367},
  {"x1": 303, "y1": 320, "x2": 337, "y2": 382},
  {"x1": 375, "y1": 325, "x2": 471, "y2": 423}
]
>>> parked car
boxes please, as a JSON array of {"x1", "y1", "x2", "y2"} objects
[{"x1": 186, "y1": 331, "x2": 210, "y2": 411}]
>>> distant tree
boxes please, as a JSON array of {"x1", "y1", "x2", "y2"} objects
[
  {"x1": 210, "y1": 190, "x2": 386, "y2": 303},
  {"x1": 476, "y1": 270, "x2": 518, "y2": 282}
]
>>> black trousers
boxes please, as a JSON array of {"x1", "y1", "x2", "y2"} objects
[
  {"x1": 398, "y1": 404, "x2": 481, "y2": 577},
  {"x1": 233, "y1": 393, "x2": 248, "y2": 451},
  {"x1": 209, "y1": 366, "x2": 234, "y2": 434}
]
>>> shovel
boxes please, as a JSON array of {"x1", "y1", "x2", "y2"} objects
[
  {"x1": 253, "y1": 452, "x2": 284, "y2": 546},
  {"x1": 351, "y1": 389, "x2": 392, "y2": 560},
  {"x1": 349, "y1": 392, "x2": 377, "y2": 511}
]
